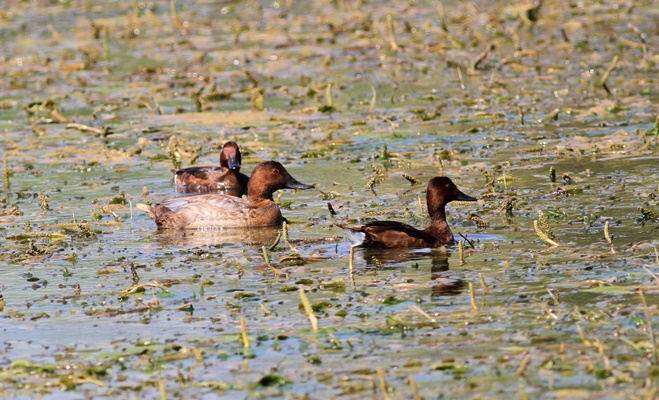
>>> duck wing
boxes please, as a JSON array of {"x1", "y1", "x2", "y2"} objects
[
  {"x1": 338, "y1": 221, "x2": 434, "y2": 248},
  {"x1": 173, "y1": 166, "x2": 221, "y2": 180},
  {"x1": 158, "y1": 194, "x2": 251, "y2": 228}
]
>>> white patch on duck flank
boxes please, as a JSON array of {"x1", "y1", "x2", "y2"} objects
[{"x1": 345, "y1": 230, "x2": 366, "y2": 246}]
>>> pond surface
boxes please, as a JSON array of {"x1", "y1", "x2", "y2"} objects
[{"x1": 1, "y1": 0, "x2": 658, "y2": 398}]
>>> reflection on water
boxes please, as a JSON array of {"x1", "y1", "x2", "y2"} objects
[
  {"x1": 352, "y1": 247, "x2": 466, "y2": 296},
  {"x1": 150, "y1": 226, "x2": 282, "y2": 248}
]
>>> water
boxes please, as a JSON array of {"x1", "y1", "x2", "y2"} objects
[{"x1": 1, "y1": 0, "x2": 658, "y2": 398}]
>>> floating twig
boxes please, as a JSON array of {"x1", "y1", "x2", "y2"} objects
[
  {"x1": 262, "y1": 246, "x2": 280, "y2": 277},
  {"x1": 516, "y1": 351, "x2": 531, "y2": 376},
  {"x1": 410, "y1": 305, "x2": 436, "y2": 322},
  {"x1": 541, "y1": 108, "x2": 560, "y2": 123},
  {"x1": 282, "y1": 220, "x2": 298, "y2": 253},
  {"x1": 473, "y1": 43, "x2": 495, "y2": 71},
  {"x1": 576, "y1": 324, "x2": 592, "y2": 347},
  {"x1": 244, "y1": 68, "x2": 260, "y2": 88},
  {"x1": 66, "y1": 123, "x2": 111, "y2": 137},
  {"x1": 402, "y1": 173, "x2": 421, "y2": 186},
  {"x1": 119, "y1": 281, "x2": 169, "y2": 296},
  {"x1": 458, "y1": 233, "x2": 475, "y2": 249},
  {"x1": 386, "y1": 15, "x2": 399, "y2": 52},
  {"x1": 51, "y1": 109, "x2": 67, "y2": 123},
  {"x1": 629, "y1": 24, "x2": 649, "y2": 62},
  {"x1": 3, "y1": 153, "x2": 9, "y2": 191},
  {"x1": 456, "y1": 66, "x2": 465, "y2": 90},
  {"x1": 546, "y1": 288, "x2": 560, "y2": 304},
  {"x1": 325, "y1": 83, "x2": 333, "y2": 108},
  {"x1": 268, "y1": 231, "x2": 281, "y2": 251},
  {"x1": 437, "y1": 2, "x2": 448, "y2": 33},
  {"x1": 368, "y1": 84, "x2": 377, "y2": 113},
  {"x1": 600, "y1": 55, "x2": 619, "y2": 96}
]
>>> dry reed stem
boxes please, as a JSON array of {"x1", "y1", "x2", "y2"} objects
[
  {"x1": 376, "y1": 367, "x2": 391, "y2": 400},
  {"x1": 459, "y1": 240, "x2": 465, "y2": 266},
  {"x1": 604, "y1": 220, "x2": 615, "y2": 254},
  {"x1": 299, "y1": 288, "x2": 318, "y2": 332},
  {"x1": 469, "y1": 282, "x2": 478, "y2": 311},
  {"x1": 516, "y1": 351, "x2": 531, "y2": 376},
  {"x1": 240, "y1": 316, "x2": 250, "y2": 348}
]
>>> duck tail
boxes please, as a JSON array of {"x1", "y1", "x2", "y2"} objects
[
  {"x1": 136, "y1": 203, "x2": 186, "y2": 229},
  {"x1": 136, "y1": 203, "x2": 156, "y2": 221},
  {"x1": 333, "y1": 223, "x2": 366, "y2": 247}
]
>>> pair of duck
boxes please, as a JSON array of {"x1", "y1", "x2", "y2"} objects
[{"x1": 138, "y1": 142, "x2": 478, "y2": 248}]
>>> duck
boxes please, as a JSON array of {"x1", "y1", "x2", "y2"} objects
[
  {"x1": 337, "y1": 176, "x2": 477, "y2": 248},
  {"x1": 171, "y1": 141, "x2": 250, "y2": 196},
  {"x1": 139, "y1": 161, "x2": 314, "y2": 229}
]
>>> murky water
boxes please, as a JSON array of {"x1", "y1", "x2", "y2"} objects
[{"x1": 1, "y1": 0, "x2": 658, "y2": 398}]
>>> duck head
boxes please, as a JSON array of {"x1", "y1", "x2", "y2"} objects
[
  {"x1": 426, "y1": 176, "x2": 477, "y2": 218},
  {"x1": 220, "y1": 141, "x2": 242, "y2": 171},
  {"x1": 248, "y1": 161, "x2": 314, "y2": 200}
]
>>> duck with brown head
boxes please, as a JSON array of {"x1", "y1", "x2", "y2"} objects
[
  {"x1": 171, "y1": 141, "x2": 250, "y2": 196},
  {"x1": 338, "y1": 176, "x2": 478, "y2": 248},
  {"x1": 140, "y1": 161, "x2": 314, "y2": 229}
]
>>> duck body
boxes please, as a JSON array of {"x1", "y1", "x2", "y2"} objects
[
  {"x1": 172, "y1": 141, "x2": 249, "y2": 196},
  {"x1": 340, "y1": 176, "x2": 477, "y2": 248},
  {"x1": 173, "y1": 166, "x2": 250, "y2": 196},
  {"x1": 140, "y1": 161, "x2": 313, "y2": 229}
]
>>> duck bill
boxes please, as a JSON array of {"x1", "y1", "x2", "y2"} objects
[
  {"x1": 227, "y1": 154, "x2": 241, "y2": 170},
  {"x1": 285, "y1": 175, "x2": 314, "y2": 190},
  {"x1": 456, "y1": 190, "x2": 477, "y2": 202}
]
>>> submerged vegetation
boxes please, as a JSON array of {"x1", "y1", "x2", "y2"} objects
[{"x1": 0, "y1": 0, "x2": 658, "y2": 398}]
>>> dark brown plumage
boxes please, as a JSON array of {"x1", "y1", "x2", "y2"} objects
[
  {"x1": 171, "y1": 141, "x2": 249, "y2": 196},
  {"x1": 338, "y1": 177, "x2": 477, "y2": 248}
]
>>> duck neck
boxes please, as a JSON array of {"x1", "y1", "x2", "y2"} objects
[
  {"x1": 429, "y1": 204, "x2": 447, "y2": 222},
  {"x1": 248, "y1": 187, "x2": 275, "y2": 207},
  {"x1": 425, "y1": 205, "x2": 454, "y2": 244}
]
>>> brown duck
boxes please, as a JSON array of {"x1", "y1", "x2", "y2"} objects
[
  {"x1": 338, "y1": 176, "x2": 477, "y2": 248},
  {"x1": 139, "y1": 161, "x2": 313, "y2": 229},
  {"x1": 171, "y1": 141, "x2": 250, "y2": 196}
]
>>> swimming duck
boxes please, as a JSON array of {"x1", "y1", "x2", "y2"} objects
[
  {"x1": 338, "y1": 177, "x2": 477, "y2": 248},
  {"x1": 139, "y1": 161, "x2": 313, "y2": 229},
  {"x1": 171, "y1": 141, "x2": 250, "y2": 196}
]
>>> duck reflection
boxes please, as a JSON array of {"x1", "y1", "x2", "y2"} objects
[
  {"x1": 149, "y1": 225, "x2": 282, "y2": 249},
  {"x1": 351, "y1": 247, "x2": 465, "y2": 297}
]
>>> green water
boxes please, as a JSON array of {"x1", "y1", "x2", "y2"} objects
[{"x1": 1, "y1": 0, "x2": 658, "y2": 398}]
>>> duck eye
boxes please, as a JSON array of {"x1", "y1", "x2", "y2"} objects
[{"x1": 272, "y1": 169, "x2": 279, "y2": 175}]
